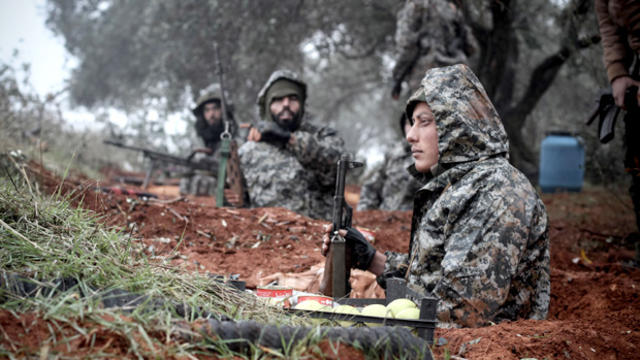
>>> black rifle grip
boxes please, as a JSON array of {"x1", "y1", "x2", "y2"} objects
[{"x1": 625, "y1": 86, "x2": 639, "y2": 111}]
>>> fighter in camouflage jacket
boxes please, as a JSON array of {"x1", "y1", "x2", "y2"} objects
[
  {"x1": 391, "y1": 0, "x2": 477, "y2": 98},
  {"x1": 379, "y1": 64, "x2": 550, "y2": 327},
  {"x1": 238, "y1": 70, "x2": 345, "y2": 220},
  {"x1": 357, "y1": 113, "x2": 424, "y2": 211},
  {"x1": 180, "y1": 83, "x2": 239, "y2": 196}
]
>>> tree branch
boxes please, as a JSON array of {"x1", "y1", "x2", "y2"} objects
[{"x1": 506, "y1": 34, "x2": 600, "y2": 126}]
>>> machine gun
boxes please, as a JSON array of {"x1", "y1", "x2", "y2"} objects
[
  {"x1": 319, "y1": 154, "x2": 363, "y2": 298},
  {"x1": 103, "y1": 139, "x2": 216, "y2": 189}
]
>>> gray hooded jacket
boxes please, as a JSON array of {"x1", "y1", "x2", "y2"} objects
[{"x1": 381, "y1": 64, "x2": 550, "y2": 328}]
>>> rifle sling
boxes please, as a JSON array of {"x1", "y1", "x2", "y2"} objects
[{"x1": 216, "y1": 137, "x2": 231, "y2": 207}]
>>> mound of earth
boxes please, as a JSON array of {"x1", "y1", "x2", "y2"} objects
[{"x1": 6, "y1": 163, "x2": 639, "y2": 359}]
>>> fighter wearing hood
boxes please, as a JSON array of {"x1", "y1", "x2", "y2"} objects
[
  {"x1": 323, "y1": 64, "x2": 550, "y2": 328},
  {"x1": 179, "y1": 84, "x2": 239, "y2": 196},
  {"x1": 192, "y1": 83, "x2": 238, "y2": 152},
  {"x1": 238, "y1": 70, "x2": 346, "y2": 220},
  {"x1": 391, "y1": 0, "x2": 477, "y2": 98}
]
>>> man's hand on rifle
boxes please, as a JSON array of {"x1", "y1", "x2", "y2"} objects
[
  {"x1": 612, "y1": 76, "x2": 640, "y2": 109},
  {"x1": 247, "y1": 121, "x2": 295, "y2": 145},
  {"x1": 321, "y1": 224, "x2": 378, "y2": 272}
]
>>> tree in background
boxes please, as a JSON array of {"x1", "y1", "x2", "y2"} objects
[
  {"x1": 45, "y1": 1, "x2": 399, "y2": 143},
  {"x1": 45, "y1": 0, "x2": 618, "y2": 182},
  {"x1": 391, "y1": 0, "x2": 601, "y2": 179},
  {"x1": 0, "y1": 57, "x2": 136, "y2": 177}
]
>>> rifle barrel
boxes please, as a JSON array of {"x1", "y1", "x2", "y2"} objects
[{"x1": 103, "y1": 139, "x2": 212, "y2": 171}]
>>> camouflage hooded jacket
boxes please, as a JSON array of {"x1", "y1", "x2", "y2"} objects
[
  {"x1": 381, "y1": 64, "x2": 550, "y2": 328},
  {"x1": 238, "y1": 70, "x2": 345, "y2": 220},
  {"x1": 357, "y1": 143, "x2": 423, "y2": 211}
]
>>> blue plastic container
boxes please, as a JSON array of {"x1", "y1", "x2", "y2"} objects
[{"x1": 539, "y1": 132, "x2": 585, "y2": 193}]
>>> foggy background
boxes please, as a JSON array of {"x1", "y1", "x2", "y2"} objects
[{"x1": 0, "y1": 0, "x2": 627, "y2": 187}]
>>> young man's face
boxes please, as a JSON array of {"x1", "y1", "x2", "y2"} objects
[
  {"x1": 269, "y1": 94, "x2": 301, "y2": 130},
  {"x1": 203, "y1": 102, "x2": 222, "y2": 125},
  {"x1": 407, "y1": 102, "x2": 439, "y2": 173}
]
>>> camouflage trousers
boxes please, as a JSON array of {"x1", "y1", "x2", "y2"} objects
[{"x1": 179, "y1": 172, "x2": 217, "y2": 196}]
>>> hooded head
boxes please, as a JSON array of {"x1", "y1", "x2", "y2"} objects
[
  {"x1": 405, "y1": 64, "x2": 509, "y2": 172},
  {"x1": 192, "y1": 83, "x2": 223, "y2": 118},
  {"x1": 193, "y1": 83, "x2": 234, "y2": 147},
  {"x1": 257, "y1": 70, "x2": 307, "y2": 131}
]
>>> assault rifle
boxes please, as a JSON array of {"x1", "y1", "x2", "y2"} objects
[
  {"x1": 103, "y1": 139, "x2": 216, "y2": 189},
  {"x1": 320, "y1": 154, "x2": 363, "y2": 298},
  {"x1": 587, "y1": 86, "x2": 639, "y2": 143}
]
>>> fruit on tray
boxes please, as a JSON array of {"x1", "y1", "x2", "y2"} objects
[
  {"x1": 333, "y1": 304, "x2": 360, "y2": 326},
  {"x1": 386, "y1": 298, "x2": 418, "y2": 317},
  {"x1": 395, "y1": 307, "x2": 420, "y2": 320}
]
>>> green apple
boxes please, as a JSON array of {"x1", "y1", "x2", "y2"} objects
[
  {"x1": 395, "y1": 307, "x2": 420, "y2": 320},
  {"x1": 386, "y1": 298, "x2": 417, "y2": 318},
  {"x1": 361, "y1": 304, "x2": 389, "y2": 317},
  {"x1": 333, "y1": 304, "x2": 360, "y2": 327},
  {"x1": 361, "y1": 304, "x2": 391, "y2": 326},
  {"x1": 333, "y1": 304, "x2": 359, "y2": 314},
  {"x1": 295, "y1": 300, "x2": 332, "y2": 326}
]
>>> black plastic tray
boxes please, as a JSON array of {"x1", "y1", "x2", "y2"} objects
[{"x1": 289, "y1": 278, "x2": 438, "y2": 343}]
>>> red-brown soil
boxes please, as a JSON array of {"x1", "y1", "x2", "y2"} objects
[{"x1": 4, "y1": 164, "x2": 639, "y2": 359}]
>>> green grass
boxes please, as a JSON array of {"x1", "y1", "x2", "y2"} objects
[
  {"x1": 0, "y1": 154, "x2": 430, "y2": 359},
  {"x1": 0, "y1": 154, "x2": 315, "y2": 358}
]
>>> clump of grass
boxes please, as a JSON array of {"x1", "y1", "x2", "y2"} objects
[
  {"x1": 0, "y1": 155, "x2": 429, "y2": 359},
  {"x1": 0, "y1": 154, "x2": 312, "y2": 358}
]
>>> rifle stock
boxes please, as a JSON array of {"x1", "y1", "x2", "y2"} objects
[{"x1": 319, "y1": 154, "x2": 363, "y2": 298}]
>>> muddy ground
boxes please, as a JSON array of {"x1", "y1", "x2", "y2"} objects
[{"x1": 3, "y1": 164, "x2": 639, "y2": 359}]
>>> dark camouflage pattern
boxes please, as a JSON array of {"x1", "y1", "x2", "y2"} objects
[
  {"x1": 357, "y1": 143, "x2": 423, "y2": 211},
  {"x1": 179, "y1": 152, "x2": 219, "y2": 196},
  {"x1": 240, "y1": 70, "x2": 344, "y2": 220},
  {"x1": 181, "y1": 83, "x2": 238, "y2": 197},
  {"x1": 392, "y1": 0, "x2": 477, "y2": 97},
  {"x1": 381, "y1": 64, "x2": 550, "y2": 328},
  {"x1": 238, "y1": 120, "x2": 344, "y2": 220},
  {"x1": 179, "y1": 171, "x2": 216, "y2": 196}
]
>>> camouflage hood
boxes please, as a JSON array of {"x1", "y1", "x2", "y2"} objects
[
  {"x1": 256, "y1": 70, "x2": 307, "y2": 121},
  {"x1": 192, "y1": 83, "x2": 224, "y2": 116},
  {"x1": 405, "y1": 64, "x2": 509, "y2": 168}
]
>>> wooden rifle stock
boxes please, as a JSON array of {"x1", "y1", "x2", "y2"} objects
[{"x1": 319, "y1": 154, "x2": 362, "y2": 298}]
